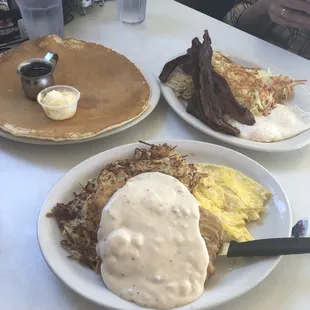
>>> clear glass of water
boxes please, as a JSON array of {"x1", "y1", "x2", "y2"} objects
[
  {"x1": 117, "y1": 0, "x2": 147, "y2": 24},
  {"x1": 15, "y1": 0, "x2": 64, "y2": 40}
]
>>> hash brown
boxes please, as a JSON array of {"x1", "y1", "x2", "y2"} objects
[
  {"x1": 48, "y1": 143, "x2": 223, "y2": 276},
  {"x1": 212, "y1": 52, "x2": 305, "y2": 115}
]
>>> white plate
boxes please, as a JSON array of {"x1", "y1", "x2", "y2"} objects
[
  {"x1": 161, "y1": 52, "x2": 310, "y2": 152},
  {"x1": 0, "y1": 64, "x2": 160, "y2": 145},
  {"x1": 38, "y1": 140, "x2": 292, "y2": 310}
]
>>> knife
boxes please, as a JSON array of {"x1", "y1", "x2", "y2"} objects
[{"x1": 218, "y1": 238, "x2": 310, "y2": 257}]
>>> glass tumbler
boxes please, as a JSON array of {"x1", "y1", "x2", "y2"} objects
[
  {"x1": 15, "y1": 0, "x2": 64, "y2": 40},
  {"x1": 117, "y1": 0, "x2": 147, "y2": 24}
]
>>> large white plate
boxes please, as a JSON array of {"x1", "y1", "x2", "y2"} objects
[
  {"x1": 38, "y1": 140, "x2": 292, "y2": 310},
  {"x1": 161, "y1": 52, "x2": 310, "y2": 152},
  {"x1": 0, "y1": 64, "x2": 160, "y2": 145}
]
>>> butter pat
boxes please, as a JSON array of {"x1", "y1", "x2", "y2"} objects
[
  {"x1": 42, "y1": 90, "x2": 69, "y2": 107},
  {"x1": 37, "y1": 86, "x2": 80, "y2": 121}
]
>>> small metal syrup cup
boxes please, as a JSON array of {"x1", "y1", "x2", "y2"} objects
[{"x1": 17, "y1": 52, "x2": 59, "y2": 101}]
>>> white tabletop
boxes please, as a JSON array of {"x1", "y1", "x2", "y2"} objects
[{"x1": 1, "y1": 1, "x2": 310, "y2": 309}]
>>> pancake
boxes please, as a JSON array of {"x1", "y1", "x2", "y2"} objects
[{"x1": 0, "y1": 35, "x2": 150, "y2": 141}]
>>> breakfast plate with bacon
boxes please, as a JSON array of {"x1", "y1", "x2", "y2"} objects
[{"x1": 159, "y1": 30, "x2": 310, "y2": 152}]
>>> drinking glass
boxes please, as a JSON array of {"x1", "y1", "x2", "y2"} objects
[
  {"x1": 15, "y1": 0, "x2": 64, "y2": 40},
  {"x1": 117, "y1": 0, "x2": 147, "y2": 24}
]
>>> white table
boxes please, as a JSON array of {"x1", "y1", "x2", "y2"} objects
[{"x1": 1, "y1": 1, "x2": 310, "y2": 309}]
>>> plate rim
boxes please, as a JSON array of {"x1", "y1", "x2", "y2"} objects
[
  {"x1": 37, "y1": 139, "x2": 292, "y2": 310},
  {"x1": 160, "y1": 51, "x2": 310, "y2": 153},
  {"x1": 0, "y1": 62, "x2": 160, "y2": 145}
]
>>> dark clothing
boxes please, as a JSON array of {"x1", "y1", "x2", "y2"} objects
[
  {"x1": 175, "y1": 0, "x2": 234, "y2": 20},
  {"x1": 224, "y1": 0, "x2": 310, "y2": 59}
]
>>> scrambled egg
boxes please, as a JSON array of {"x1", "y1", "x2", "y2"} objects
[{"x1": 193, "y1": 164, "x2": 272, "y2": 242}]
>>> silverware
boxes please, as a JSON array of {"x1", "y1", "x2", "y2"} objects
[
  {"x1": 218, "y1": 238, "x2": 310, "y2": 257},
  {"x1": 17, "y1": 52, "x2": 59, "y2": 101},
  {"x1": 292, "y1": 218, "x2": 309, "y2": 238}
]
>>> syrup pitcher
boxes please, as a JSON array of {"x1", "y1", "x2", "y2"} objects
[{"x1": 17, "y1": 52, "x2": 58, "y2": 100}]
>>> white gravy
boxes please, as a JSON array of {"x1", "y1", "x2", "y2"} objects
[{"x1": 97, "y1": 172, "x2": 209, "y2": 309}]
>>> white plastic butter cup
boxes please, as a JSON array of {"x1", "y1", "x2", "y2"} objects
[{"x1": 37, "y1": 85, "x2": 80, "y2": 121}]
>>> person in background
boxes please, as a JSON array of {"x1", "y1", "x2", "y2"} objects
[{"x1": 224, "y1": 0, "x2": 310, "y2": 59}]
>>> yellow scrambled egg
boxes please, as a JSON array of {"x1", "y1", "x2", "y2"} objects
[{"x1": 193, "y1": 164, "x2": 272, "y2": 242}]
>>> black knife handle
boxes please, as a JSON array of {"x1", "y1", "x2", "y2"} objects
[{"x1": 227, "y1": 238, "x2": 310, "y2": 257}]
